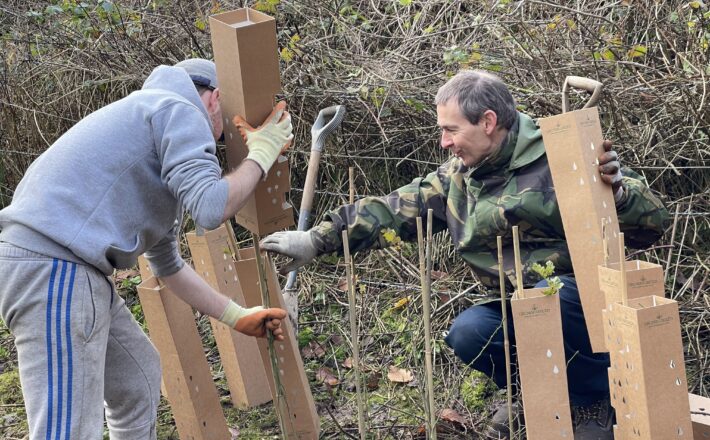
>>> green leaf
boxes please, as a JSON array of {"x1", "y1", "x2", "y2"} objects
[
  {"x1": 627, "y1": 45, "x2": 647, "y2": 58},
  {"x1": 398, "y1": 0, "x2": 412, "y2": 6},
  {"x1": 100, "y1": 0, "x2": 115, "y2": 13},
  {"x1": 45, "y1": 5, "x2": 63, "y2": 15}
]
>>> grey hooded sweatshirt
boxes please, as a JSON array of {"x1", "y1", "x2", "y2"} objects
[{"x1": 0, "y1": 66, "x2": 229, "y2": 276}]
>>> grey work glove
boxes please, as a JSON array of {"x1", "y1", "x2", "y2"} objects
[
  {"x1": 260, "y1": 230, "x2": 318, "y2": 274},
  {"x1": 597, "y1": 139, "x2": 624, "y2": 202}
]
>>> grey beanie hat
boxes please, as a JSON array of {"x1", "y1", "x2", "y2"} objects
[{"x1": 175, "y1": 58, "x2": 218, "y2": 90}]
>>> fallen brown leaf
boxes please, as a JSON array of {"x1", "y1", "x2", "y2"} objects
[
  {"x1": 301, "y1": 341, "x2": 326, "y2": 359},
  {"x1": 431, "y1": 270, "x2": 448, "y2": 280},
  {"x1": 366, "y1": 371, "x2": 381, "y2": 391},
  {"x1": 316, "y1": 367, "x2": 339, "y2": 386},
  {"x1": 440, "y1": 408, "x2": 465, "y2": 426},
  {"x1": 387, "y1": 365, "x2": 414, "y2": 383}
]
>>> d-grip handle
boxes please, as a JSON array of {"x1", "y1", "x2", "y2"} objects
[{"x1": 562, "y1": 76, "x2": 603, "y2": 113}]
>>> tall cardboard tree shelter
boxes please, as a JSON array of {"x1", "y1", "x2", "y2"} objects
[
  {"x1": 210, "y1": 8, "x2": 294, "y2": 236},
  {"x1": 186, "y1": 226, "x2": 271, "y2": 408},
  {"x1": 603, "y1": 234, "x2": 693, "y2": 439},
  {"x1": 690, "y1": 393, "x2": 710, "y2": 439},
  {"x1": 136, "y1": 262, "x2": 231, "y2": 440},
  {"x1": 233, "y1": 246, "x2": 320, "y2": 439},
  {"x1": 539, "y1": 77, "x2": 618, "y2": 353},
  {"x1": 509, "y1": 226, "x2": 574, "y2": 439}
]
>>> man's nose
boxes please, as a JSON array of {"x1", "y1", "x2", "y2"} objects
[{"x1": 441, "y1": 133, "x2": 453, "y2": 149}]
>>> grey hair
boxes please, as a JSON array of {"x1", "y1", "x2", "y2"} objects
[{"x1": 434, "y1": 70, "x2": 517, "y2": 130}]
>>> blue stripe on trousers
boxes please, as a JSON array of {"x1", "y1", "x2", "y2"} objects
[
  {"x1": 46, "y1": 259, "x2": 59, "y2": 440},
  {"x1": 54, "y1": 261, "x2": 67, "y2": 440},
  {"x1": 64, "y1": 263, "x2": 76, "y2": 440}
]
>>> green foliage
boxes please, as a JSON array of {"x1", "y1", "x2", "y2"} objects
[
  {"x1": 531, "y1": 261, "x2": 564, "y2": 296},
  {"x1": 298, "y1": 326, "x2": 315, "y2": 349},
  {"x1": 460, "y1": 371, "x2": 497, "y2": 412},
  {"x1": 255, "y1": 0, "x2": 280, "y2": 14}
]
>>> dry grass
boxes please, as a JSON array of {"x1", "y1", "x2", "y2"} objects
[{"x1": 1, "y1": 0, "x2": 708, "y2": 438}]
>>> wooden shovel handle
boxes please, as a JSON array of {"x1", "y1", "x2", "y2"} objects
[{"x1": 562, "y1": 76, "x2": 603, "y2": 113}]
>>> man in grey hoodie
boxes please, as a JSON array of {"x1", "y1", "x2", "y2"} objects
[{"x1": 0, "y1": 58, "x2": 291, "y2": 440}]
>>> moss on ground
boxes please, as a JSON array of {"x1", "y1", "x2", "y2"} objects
[
  {"x1": 460, "y1": 370, "x2": 497, "y2": 412},
  {"x1": 0, "y1": 369, "x2": 28, "y2": 437}
]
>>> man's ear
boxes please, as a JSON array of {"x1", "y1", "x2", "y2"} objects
[
  {"x1": 481, "y1": 109, "x2": 498, "y2": 135},
  {"x1": 209, "y1": 88, "x2": 221, "y2": 112}
]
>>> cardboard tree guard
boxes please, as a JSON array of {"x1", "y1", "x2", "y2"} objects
[
  {"x1": 210, "y1": 8, "x2": 294, "y2": 235},
  {"x1": 234, "y1": 246, "x2": 320, "y2": 438},
  {"x1": 186, "y1": 226, "x2": 271, "y2": 408},
  {"x1": 539, "y1": 107, "x2": 621, "y2": 353},
  {"x1": 598, "y1": 259, "x2": 664, "y2": 310},
  {"x1": 511, "y1": 288, "x2": 574, "y2": 439},
  {"x1": 604, "y1": 296, "x2": 692, "y2": 439},
  {"x1": 137, "y1": 276, "x2": 231, "y2": 440},
  {"x1": 690, "y1": 393, "x2": 710, "y2": 439}
]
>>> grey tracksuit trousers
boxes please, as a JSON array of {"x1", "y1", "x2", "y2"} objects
[{"x1": 0, "y1": 243, "x2": 162, "y2": 439}]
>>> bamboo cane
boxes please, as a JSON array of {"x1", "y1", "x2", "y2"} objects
[
  {"x1": 342, "y1": 229, "x2": 367, "y2": 438},
  {"x1": 252, "y1": 234, "x2": 288, "y2": 439},
  {"x1": 425, "y1": 210, "x2": 436, "y2": 439},
  {"x1": 512, "y1": 226, "x2": 525, "y2": 299},
  {"x1": 497, "y1": 236, "x2": 514, "y2": 439},
  {"x1": 415, "y1": 210, "x2": 437, "y2": 439}
]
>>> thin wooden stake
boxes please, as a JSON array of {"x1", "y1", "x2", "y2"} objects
[
  {"x1": 342, "y1": 229, "x2": 367, "y2": 439},
  {"x1": 497, "y1": 236, "x2": 514, "y2": 439},
  {"x1": 512, "y1": 226, "x2": 525, "y2": 299},
  {"x1": 252, "y1": 234, "x2": 288, "y2": 439},
  {"x1": 618, "y1": 232, "x2": 628, "y2": 306},
  {"x1": 415, "y1": 210, "x2": 437, "y2": 439}
]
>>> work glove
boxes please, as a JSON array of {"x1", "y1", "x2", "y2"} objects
[
  {"x1": 597, "y1": 139, "x2": 624, "y2": 203},
  {"x1": 220, "y1": 300, "x2": 287, "y2": 340},
  {"x1": 233, "y1": 101, "x2": 293, "y2": 175},
  {"x1": 260, "y1": 230, "x2": 318, "y2": 275}
]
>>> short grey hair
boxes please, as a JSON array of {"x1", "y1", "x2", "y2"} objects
[{"x1": 435, "y1": 70, "x2": 517, "y2": 130}]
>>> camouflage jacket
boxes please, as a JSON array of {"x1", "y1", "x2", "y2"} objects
[{"x1": 312, "y1": 112, "x2": 669, "y2": 292}]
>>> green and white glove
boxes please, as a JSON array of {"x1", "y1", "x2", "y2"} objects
[
  {"x1": 260, "y1": 230, "x2": 318, "y2": 274},
  {"x1": 233, "y1": 101, "x2": 293, "y2": 175}
]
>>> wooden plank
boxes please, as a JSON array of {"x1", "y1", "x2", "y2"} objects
[
  {"x1": 186, "y1": 226, "x2": 272, "y2": 408},
  {"x1": 137, "y1": 276, "x2": 230, "y2": 440}
]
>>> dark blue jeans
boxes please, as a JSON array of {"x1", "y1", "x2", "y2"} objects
[{"x1": 444, "y1": 276, "x2": 610, "y2": 406}]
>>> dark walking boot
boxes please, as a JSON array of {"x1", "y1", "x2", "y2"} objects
[
  {"x1": 572, "y1": 399, "x2": 614, "y2": 440},
  {"x1": 483, "y1": 401, "x2": 523, "y2": 439}
]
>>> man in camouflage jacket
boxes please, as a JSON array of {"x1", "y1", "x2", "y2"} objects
[{"x1": 262, "y1": 70, "x2": 669, "y2": 439}]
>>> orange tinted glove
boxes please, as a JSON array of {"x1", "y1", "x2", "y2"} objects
[
  {"x1": 219, "y1": 300, "x2": 287, "y2": 340},
  {"x1": 233, "y1": 101, "x2": 293, "y2": 175}
]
